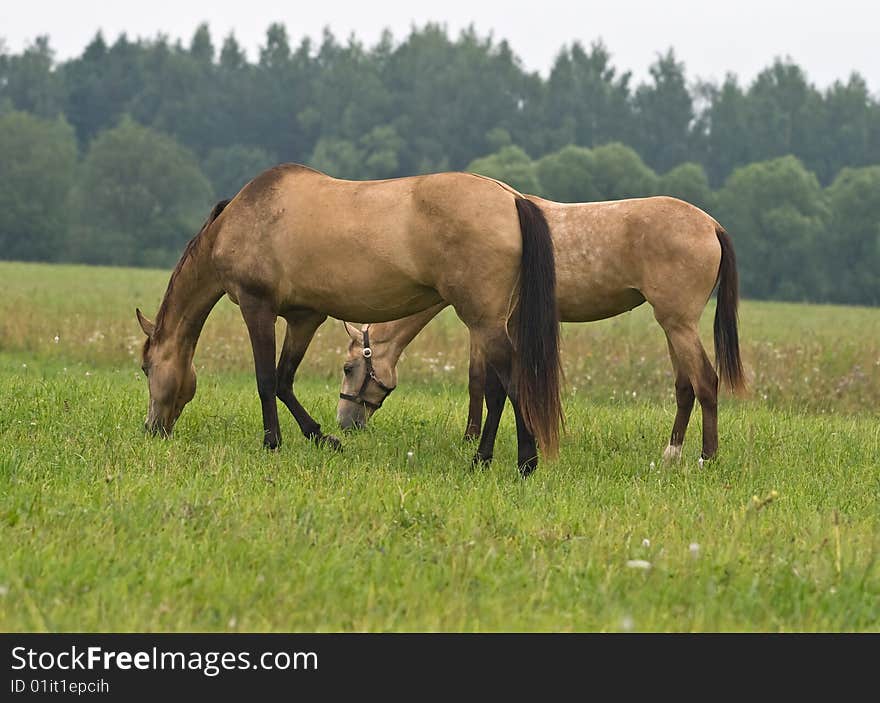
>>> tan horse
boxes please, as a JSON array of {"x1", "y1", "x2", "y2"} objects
[
  {"x1": 337, "y1": 195, "x2": 746, "y2": 461},
  {"x1": 136, "y1": 164, "x2": 562, "y2": 475}
]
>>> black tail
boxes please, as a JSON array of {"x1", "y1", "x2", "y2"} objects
[
  {"x1": 714, "y1": 227, "x2": 746, "y2": 393},
  {"x1": 513, "y1": 197, "x2": 563, "y2": 457}
]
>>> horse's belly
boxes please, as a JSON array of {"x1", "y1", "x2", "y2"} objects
[
  {"x1": 285, "y1": 278, "x2": 443, "y2": 324},
  {"x1": 558, "y1": 286, "x2": 645, "y2": 323}
]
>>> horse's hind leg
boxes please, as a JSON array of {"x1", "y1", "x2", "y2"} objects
[
  {"x1": 471, "y1": 330, "x2": 538, "y2": 477},
  {"x1": 239, "y1": 292, "x2": 282, "y2": 450},
  {"x1": 464, "y1": 335, "x2": 486, "y2": 441},
  {"x1": 277, "y1": 312, "x2": 342, "y2": 451},
  {"x1": 662, "y1": 335, "x2": 696, "y2": 461},
  {"x1": 662, "y1": 321, "x2": 719, "y2": 460},
  {"x1": 473, "y1": 365, "x2": 506, "y2": 467}
]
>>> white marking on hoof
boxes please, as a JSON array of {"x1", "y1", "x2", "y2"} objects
[{"x1": 663, "y1": 444, "x2": 682, "y2": 462}]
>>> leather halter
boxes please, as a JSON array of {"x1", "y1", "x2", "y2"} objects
[{"x1": 339, "y1": 327, "x2": 395, "y2": 410}]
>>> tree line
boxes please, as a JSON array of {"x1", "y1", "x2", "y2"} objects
[{"x1": 0, "y1": 23, "x2": 878, "y2": 304}]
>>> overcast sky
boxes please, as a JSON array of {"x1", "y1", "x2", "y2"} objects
[{"x1": 3, "y1": 0, "x2": 878, "y2": 90}]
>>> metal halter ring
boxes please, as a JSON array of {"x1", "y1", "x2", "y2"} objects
[{"x1": 339, "y1": 326, "x2": 395, "y2": 410}]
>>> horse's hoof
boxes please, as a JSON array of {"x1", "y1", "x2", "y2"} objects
[
  {"x1": 518, "y1": 457, "x2": 538, "y2": 478},
  {"x1": 318, "y1": 434, "x2": 344, "y2": 452},
  {"x1": 662, "y1": 444, "x2": 682, "y2": 462},
  {"x1": 472, "y1": 452, "x2": 492, "y2": 467}
]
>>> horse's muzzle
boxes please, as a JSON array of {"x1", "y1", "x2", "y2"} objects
[{"x1": 336, "y1": 403, "x2": 368, "y2": 432}]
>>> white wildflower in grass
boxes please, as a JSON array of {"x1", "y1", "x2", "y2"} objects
[
  {"x1": 54, "y1": 335, "x2": 60, "y2": 343},
  {"x1": 85, "y1": 371, "x2": 92, "y2": 377},
  {"x1": 406, "y1": 451, "x2": 414, "y2": 463},
  {"x1": 21, "y1": 363, "x2": 26, "y2": 368},
  {"x1": 642, "y1": 538, "x2": 651, "y2": 548},
  {"x1": 689, "y1": 543, "x2": 700, "y2": 557},
  {"x1": 621, "y1": 615, "x2": 634, "y2": 632},
  {"x1": 626, "y1": 559, "x2": 651, "y2": 570},
  {"x1": 698, "y1": 457, "x2": 704, "y2": 469},
  {"x1": 649, "y1": 461, "x2": 656, "y2": 470}
]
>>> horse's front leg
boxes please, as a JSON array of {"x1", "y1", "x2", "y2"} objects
[
  {"x1": 277, "y1": 312, "x2": 342, "y2": 451},
  {"x1": 239, "y1": 293, "x2": 281, "y2": 449}
]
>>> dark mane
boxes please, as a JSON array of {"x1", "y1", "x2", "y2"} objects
[{"x1": 153, "y1": 199, "x2": 231, "y2": 335}]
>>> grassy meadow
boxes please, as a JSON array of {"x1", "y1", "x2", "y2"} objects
[{"x1": 0, "y1": 260, "x2": 878, "y2": 631}]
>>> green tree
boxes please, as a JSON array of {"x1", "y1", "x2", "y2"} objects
[
  {"x1": 467, "y1": 145, "x2": 541, "y2": 194},
  {"x1": 823, "y1": 166, "x2": 880, "y2": 304},
  {"x1": 250, "y1": 24, "x2": 315, "y2": 161},
  {"x1": 535, "y1": 145, "x2": 600, "y2": 202},
  {"x1": 383, "y1": 25, "x2": 534, "y2": 173},
  {"x1": 715, "y1": 156, "x2": 828, "y2": 300},
  {"x1": 309, "y1": 137, "x2": 364, "y2": 179},
  {"x1": 745, "y1": 60, "x2": 823, "y2": 175},
  {"x1": 202, "y1": 144, "x2": 275, "y2": 198},
  {"x1": 215, "y1": 33, "x2": 265, "y2": 158},
  {"x1": 309, "y1": 125, "x2": 406, "y2": 180},
  {"x1": 219, "y1": 33, "x2": 247, "y2": 71},
  {"x1": 189, "y1": 23, "x2": 215, "y2": 64},
  {"x1": 61, "y1": 32, "x2": 147, "y2": 145},
  {"x1": 813, "y1": 74, "x2": 875, "y2": 183},
  {"x1": 543, "y1": 41, "x2": 633, "y2": 152},
  {"x1": 311, "y1": 31, "x2": 392, "y2": 147},
  {"x1": 692, "y1": 75, "x2": 752, "y2": 186},
  {"x1": 657, "y1": 162, "x2": 714, "y2": 212},
  {"x1": 359, "y1": 125, "x2": 405, "y2": 178},
  {"x1": 633, "y1": 49, "x2": 693, "y2": 173},
  {"x1": 590, "y1": 143, "x2": 657, "y2": 200},
  {"x1": 0, "y1": 36, "x2": 62, "y2": 118},
  {"x1": 129, "y1": 35, "x2": 221, "y2": 157},
  {"x1": 71, "y1": 117, "x2": 214, "y2": 267},
  {"x1": 0, "y1": 112, "x2": 77, "y2": 261}
]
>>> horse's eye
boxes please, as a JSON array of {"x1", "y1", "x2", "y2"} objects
[{"x1": 343, "y1": 364, "x2": 353, "y2": 376}]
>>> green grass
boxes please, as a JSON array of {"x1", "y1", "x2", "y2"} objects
[{"x1": 0, "y1": 261, "x2": 878, "y2": 631}]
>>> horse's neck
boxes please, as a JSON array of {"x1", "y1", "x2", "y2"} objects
[
  {"x1": 383, "y1": 303, "x2": 447, "y2": 363},
  {"x1": 155, "y1": 236, "x2": 225, "y2": 357}
]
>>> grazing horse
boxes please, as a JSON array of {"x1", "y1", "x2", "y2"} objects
[
  {"x1": 337, "y1": 195, "x2": 746, "y2": 461},
  {"x1": 136, "y1": 164, "x2": 562, "y2": 475}
]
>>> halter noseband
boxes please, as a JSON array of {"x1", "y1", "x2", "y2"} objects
[{"x1": 339, "y1": 327, "x2": 396, "y2": 410}]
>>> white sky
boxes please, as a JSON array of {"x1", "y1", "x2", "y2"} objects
[{"x1": 2, "y1": 0, "x2": 878, "y2": 90}]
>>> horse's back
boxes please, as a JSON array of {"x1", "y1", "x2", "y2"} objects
[
  {"x1": 212, "y1": 165, "x2": 523, "y2": 321},
  {"x1": 531, "y1": 195, "x2": 721, "y2": 322}
]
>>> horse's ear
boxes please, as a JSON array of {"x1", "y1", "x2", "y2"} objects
[
  {"x1": 342, "y1": 321, "x2": 363, "y2": 344},
  {"x1": 136, "y1": 308, "x2": 155, "y2": 337}
]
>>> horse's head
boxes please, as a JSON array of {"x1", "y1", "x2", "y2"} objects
[
  {"x1": 336, "y1": 323, "x2": 397, "y2": 430},
  {"x1": 136, "y1": 308, "x2": 196, "y2": 436}
]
